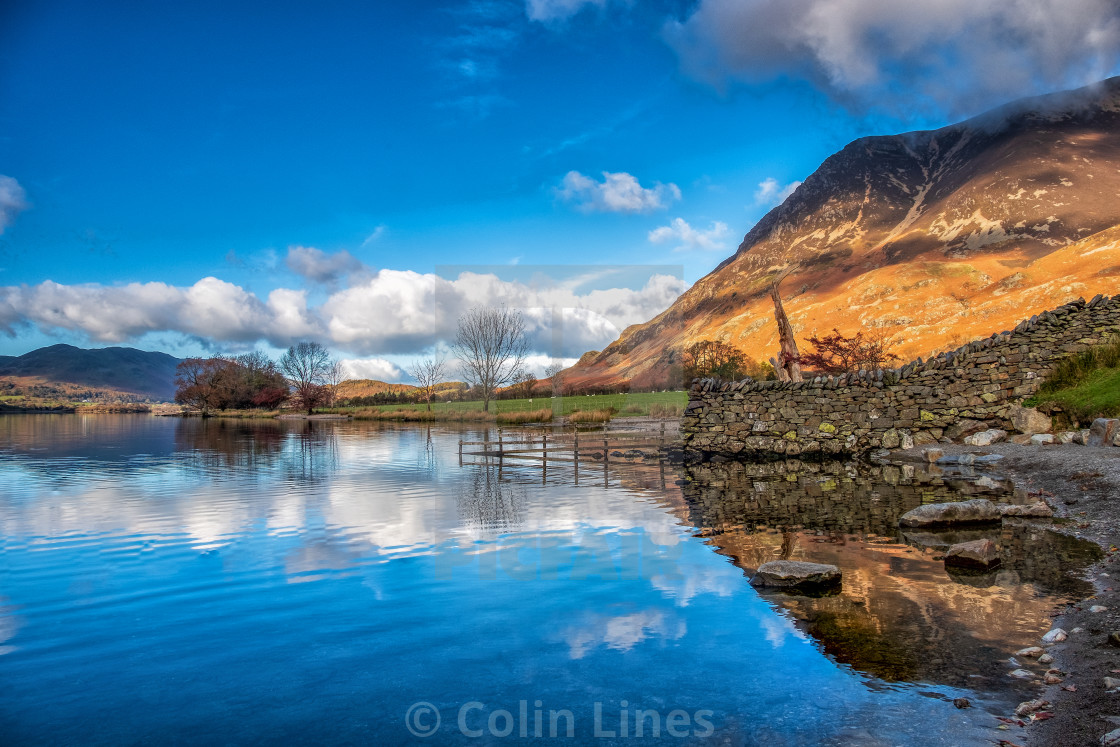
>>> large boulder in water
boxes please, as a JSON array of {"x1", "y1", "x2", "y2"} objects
[
  {"x1": 750, "y1": 560, "x2": 842, "y2": 591},
  {"x1": 899, "y1": 499, "x2": 1002, "y2": 528},
  {"x1": 945, "y1": 539, "x2": 1001, "y2": 570}
]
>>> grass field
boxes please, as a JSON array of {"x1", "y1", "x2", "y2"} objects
[{"x1": 328, "y1": 391, "x2": 688, "y2": 421}]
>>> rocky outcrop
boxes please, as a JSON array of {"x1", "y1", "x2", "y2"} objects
[
  {"x1": 899, "y1": 499, "x2": 1002, "y2": 527},
  {"x1": 750, "y1": 560, "x2": 841, "y2": 591},
  {"x1": 682, "y1": 295, "x2": 1120, "y2": 457}
]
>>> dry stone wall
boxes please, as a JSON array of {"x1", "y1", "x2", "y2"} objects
[{"x1": 682, "y1": 294, "x2": 1120, "y2": 458}]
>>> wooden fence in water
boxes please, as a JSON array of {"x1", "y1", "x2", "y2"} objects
[{"x1": 457, "y1": 424, "x2": 677, "y2": 486}]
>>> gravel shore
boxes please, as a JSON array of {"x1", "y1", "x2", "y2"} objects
[{"x1": 897, "y1": 442, "x2": 1120, "y2": 747}]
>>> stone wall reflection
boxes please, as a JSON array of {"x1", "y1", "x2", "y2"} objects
[{"x1": 680, "y1": 458, "x2": 1102, "y2": 689}]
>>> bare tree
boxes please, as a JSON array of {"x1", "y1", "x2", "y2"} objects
[
  {"x1": 324, "y1": 358, "x2": 345, "y2": 407},
  {"x1": 453, "y1": 305, "x2": 528, "y2": 412},
  {"x1": 512, "y1": 368, "x2": 537, "y2": 399},
  {"x1": 280, "y1": 341, "x2": 333, "y2": 414},
  {"x1": 544, "y1": 362, "x2": 563, "y2": 395},
  {"x1": 769, "y1": 277, "x2": 803, "y2": 383},
  {"x1": 408, "y1": 355, "x2": 448, "y2": 412}
]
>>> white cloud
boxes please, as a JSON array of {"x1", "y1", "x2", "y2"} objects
[
  {"x1": 0, "y1": 277, "x2": 324, "y2": 343},
  {"x1": 284, "y1": 246, "x2": 364, "y2": 284},
  {"x1": 0, "y1": 176, "x2": 29, "y2": 234},
  {"x1": 340, "y1": 357, "x2": 404, "y2": 382},
  {"x1": 558, "y1": 170, "x2": 681, "y2": 214},
  {"x1": 648, "y1": 217, "x2": 731, "y2": 251},
  {"x1": 526, "y1": 0, "x2": 609, "y2": 22},
  {"x1": 663, "y1": 0, "x2": 1120, "y2": 117},
  {"x1": 754, "y1": 178, "x2": 801, "y2": 206},
  {"x1": 360, "y1": 225, "x2": 386, "y2": 247},
  {"x1": 0, "y1": 270, "x2": 685, "y2": 360}
]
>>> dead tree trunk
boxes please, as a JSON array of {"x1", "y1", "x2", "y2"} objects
[{"x1": 770, "y1": 283, "x2": 802, "y2": 383}]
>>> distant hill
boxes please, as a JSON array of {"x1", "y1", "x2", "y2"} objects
[
  {"x1": 565, "y1": 77, "x2": 1120, "y2": 389},
  {"x1": 335, "y1": 378, "x2": 466, "y2": 402},
  {"x1": 0, "y1": 344, "x2": 181, "y2": 401}
]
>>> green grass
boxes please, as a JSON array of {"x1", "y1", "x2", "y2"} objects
[
  {"x1": 1026, "y1": 336, "x2": 1120, "y2": 425},
  {"x1": 329, "y1": 391, "x2": 687, "y2": 420}
]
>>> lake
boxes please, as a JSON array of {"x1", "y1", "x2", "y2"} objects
[{"x1": 0, "y1": 415, "x2": 1099, "y2": 745}]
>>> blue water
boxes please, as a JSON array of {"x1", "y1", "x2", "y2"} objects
[{"x1": 0, "y1": 415, "x2": 1015, "y2": 744}]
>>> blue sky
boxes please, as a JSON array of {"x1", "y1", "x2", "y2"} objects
[{"x1": 2, "y1": 0, "x2": 1117, "y2": 379}]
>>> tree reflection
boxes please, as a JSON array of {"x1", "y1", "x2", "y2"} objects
[{"x1": 283, "y1": 421, "x2": 340, "y2": 483}]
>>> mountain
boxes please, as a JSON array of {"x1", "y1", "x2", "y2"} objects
[
  {"x1": 0, "y1": 344, "x2": 181, "y2": 401},
  {"x1": 565, "y1": 78, "x2": 1120, "y2": 389}
]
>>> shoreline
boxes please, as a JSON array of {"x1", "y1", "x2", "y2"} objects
[{"x1": 894, "y1": 441, "x2": 1120, "y2": 746}]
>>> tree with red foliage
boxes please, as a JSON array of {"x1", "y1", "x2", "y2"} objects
[
  {"x1": 798, "y1": 328, "x2": 900, "y2": 374},
  {"x1": 174, "y1": 357, "x2": 236, "y2": 415}
]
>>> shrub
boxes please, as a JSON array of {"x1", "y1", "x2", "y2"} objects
[
  {"x1": 496, "y1": 408, "x2": 553, "y2": 424},
  {"x1": 569, "y1": 408, "x2": 614, "y2": 424},
  {"x1": 649, "y1": 403, "x2": 682, "y2": 418},
  {"x1": 798, "y1": 328, "x2": 900, "y2": 374}
]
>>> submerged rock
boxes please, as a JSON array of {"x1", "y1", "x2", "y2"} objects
[
  {"x1": 1101, "y1": 728, "x2": 1120, "y2": 747},
  {"x1": 945, "y1": 539, "x2": 1001, "y2": 570},
  {"x1": 750, "y1": 560, "x2": 842, "y2": 591},
  {"x1": 899, "y1": 499, "x2": 1002, "y2": 527},
  {"x1": 936, "y1": 453, "x2": 976, "y2": 466}
]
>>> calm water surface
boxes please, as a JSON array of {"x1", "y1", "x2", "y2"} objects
[{"x1": 0, "y1": 415, "x2": 1099, "y2": 745}]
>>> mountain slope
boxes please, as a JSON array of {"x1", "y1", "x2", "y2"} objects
[
  {"x1": 0, "y1": 344, "x2": 181, "y2": 400},
  {"x1": 566, "y1": 78, "x2": 1120, "y2": 389}
]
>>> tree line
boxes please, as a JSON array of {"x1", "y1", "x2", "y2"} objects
[
  {"x1": 175, "y1": 343, "x2": 340, "y2": 415},
  {"x1": 174, "y1": 301, "x2": 900, "y2": 415}
]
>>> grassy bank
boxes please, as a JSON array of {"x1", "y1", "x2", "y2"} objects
[
  {"x1": 1027, "y1": 336, "x2": 1120, "y2": 425},
  {"x1": 331, "y1": 391, "x2": 687, "y2": 422}
]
